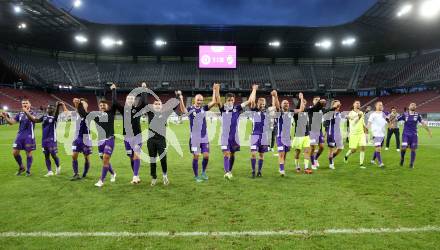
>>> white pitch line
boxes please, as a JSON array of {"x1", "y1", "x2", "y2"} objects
[{"x1": 1, "y1": 226, "x2": 440, "y2": 238}]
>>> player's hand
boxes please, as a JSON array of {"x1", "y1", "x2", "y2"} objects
[
  {"x1": 141, "y1": 82, "x2": 147, "y2": 88},
  {"x1": 320, "y1": 99, "x2": 327, "y2": 105},
  {"x1": 73, "y1": 98, "x2": 80, "y2": 104},
  {"x1": 298, "y1": 92, "x2": 304, "y2": 99},
  {"x1": 252, "y1": 84, "x2": 259, "y2": 90},
  {"x1": 271, "y1": 90, "x2": 277, "y2": 96},
  {"x1": 110, "y1": 83, "x2": 116, "y2": 90},
  {"x1": 0, "y1": 112, "x2": 5, "y2": 118}
]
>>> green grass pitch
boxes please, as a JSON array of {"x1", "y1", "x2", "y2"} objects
[{"x1": 0, "y1": 119, "x2": 439, "y2": 249}]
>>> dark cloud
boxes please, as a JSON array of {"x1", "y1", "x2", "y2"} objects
[{"x1": 54, "y1": 0, "x2": 376, "y2": 26}]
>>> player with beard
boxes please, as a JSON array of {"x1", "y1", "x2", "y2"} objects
[
  {"x1": 273, "y1": 91, "x2": 305, "y2": 176},
  {"x1": 70, "y1": 98, "x2": 93, "y2": 180},
  {"x1": 249, "y1": 89, "x2": 277, "y2": 178},
  {"x1": 112, "y1": 82, "x2": 148, "y2": 184},
  {"x1": 76, "y1": 93, "x2": 118, "y2": 187},
  {"x1": 323, "y1": 100, "x2": 344, "y2": 170},
  {"x1": 24, "y1": 102, "x2": 67, "y2": 176},
  {"x1": 398, "y1": 103, "x2": 432, "y2": 168},
  {"x1": 178, "y1": 84, "x2": 218, "y2": 182},
  {"x1": 1, "y1": 99, "x2": 36, "y2": 176},
  {"x1": 216, "y1": 84, "x2": 258, "y2": 180},
  {"x1": 306, "y1": 96, "x2": 326, "y2": 170}
]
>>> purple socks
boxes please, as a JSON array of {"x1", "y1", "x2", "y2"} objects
[
  {"x1": 133, "y1": 159, "x2": 140, "y2": 176},
  {"x1": 192, "y1": 158, "x2": 199, "y2": 177},
  {"x1": 14, "y1": 155, "x2": 23, "y2": 169},
  {"x1": 72, "y1": 160, "x2": 79, "y2": 175},
  {"x1": 82, "y1": 159, "x2": 90, "y2": 177},
  {"x1": 258, "y1": 159, "x2": 263, "y2": 173},
  {"x1": 279, "y1": 163, "x2": 285, "y2": 171},
  {"x1": 223, "y1": 156, "x2": 230, "y2": 173},
  {"x1": 202, "y1": 158, "x2": 208, "y2": 173},
  {"x1": 410, "y1": 151, "x2": 416, "y2": 167},
  {"x1": 251, "y1": 158, "x2": 256, "y2": 173},
  {"x1": 100, "y1": 166, "x2": 109, "y2": 181},
  {"x1": 229, "y1": 156, "x2": 235, "y2": 171},
  {"x1": 26, "y1": 156, "x2": 33, "y2": 173},
  {"x1": 44, "y1": 153, "x2": 52, "y2": 172}
]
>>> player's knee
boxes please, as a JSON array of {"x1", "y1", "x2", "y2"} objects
[
  {"x1": 193, "y1": 154, "x2": 200, "y2": 160},
  {"x1": 12, "y1": 150, "x2": 19, "y2": 156},
  {"x1": 259, "y1": 153, "x2": 264, "y2": 160}
]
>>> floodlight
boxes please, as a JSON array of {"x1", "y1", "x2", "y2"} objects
[
  {"x1": 397, "y1": 4, "x2": 413, "y2": 17},
  {"x1": 342, "y1": 37, "x2": 356, "y2": 47},
  {"x1": 269, "y1": 41, "x2": 281, "y2": 47},
  {"x1": 75, "y1": 34, "x2": 88, "y2": 44},
  {"x1": 155, "y1": 39, "x2": 167, "y2": 47},
  {"x1": 315, "y1": 39, "x2": 332, "y2": 49},
  {"x1": 419, "y1": 0, "x2": 440, "y2": 19}
]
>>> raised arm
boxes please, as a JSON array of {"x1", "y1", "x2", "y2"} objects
[
  {"x1": 110, "y1": 83, "x2": 124, "y2": 114},
  {"x1": 292, "y1": 92, "x2": 305, "y2": 113},
  {"x1": 271, "y1": 90, "x2": 280, "y2": 111},
  {"x1": 0, "y1": 112, "x2": 17, "y2": 125},
  {"x1": 77, "y1": 101, "x2": 88, "y2": 118},
  {"x1": 241, "y1": 84, "x2": 258, "y2": 108},
  {"x1": 209, "y1": 83, "x2": 218, "y2": 109},
  {"x1": 177, "y1": 90, "x2": 188, "y2": 114}
]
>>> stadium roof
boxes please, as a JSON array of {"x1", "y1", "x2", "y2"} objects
[{"x1": 1, "y1": 0, "x2": 440, "y2": 58}]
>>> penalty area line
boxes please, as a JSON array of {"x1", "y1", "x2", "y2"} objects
[{"x1": 1, "y1": 226, "x2": 440, "y2": 238}]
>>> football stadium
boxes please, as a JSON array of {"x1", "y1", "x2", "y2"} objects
[{"x1": 1, "y1": 0, "x2": 440, "y2": 249}]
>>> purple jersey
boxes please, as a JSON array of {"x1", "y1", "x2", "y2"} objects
[
  {"x1": 277, "y1": 111, "x2": 293, "y2": 147},
  {"x1": 399, "y1": 112, "x2": 422, "y2": 136},
  {"x1": 188, "y1": 105, "x2": 209, "y2": 144},
  {"x1": 73, "y1": 112, "x2": 90, "y2": 140},
  {"x1": 41, "y1": 115, "x2": 57, "y2": 143},
  {"x1": 220, "y1": 104, "x2": 243, "y2": 145},
  {"x1": 14, "y1": 112, "x2": 35, "y2": 139},
  {"x1": 251, "y1": 108, "x2": 267, "y2": 135}
]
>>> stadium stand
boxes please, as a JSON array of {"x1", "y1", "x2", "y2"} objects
[{"x1": 1, "y1": 49, "x2": 440, "y2": 96}]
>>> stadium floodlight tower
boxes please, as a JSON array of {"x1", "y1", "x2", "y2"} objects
[
  {"x1": 101, "y1": 37, "x2": 123, "y2": 48},
  {"x1": 269, "y1": 41, "x2": 281, "y2": 48},
  {"x1": 155, "y1": 39, "x2": 167, "y2": 47},
  {"x1": 18, "y1": 23, "x2": 27, "y2": 30},
  {"x1": 315, "y1": 39, "x2": 332, "y2": 50},
  {"x1": 73, "y1": 0, "x2": 82, "y2": 8},
  {"x1": 13, "y1": 5, "x2": 22, "y2": 14},
  {"x1": 75, "y1": 34, "x2": 88, "y2": 44},
  {"x1": 341, "y1": 37, "x2": 356, "y2": 47},
  {"x1": 419, "y1": 0, "x2": 440, "y2": 19},
  {"x1": 396, "y1": 3, "x2": 413, "y2": 17}
]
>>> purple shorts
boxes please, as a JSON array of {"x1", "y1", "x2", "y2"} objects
[
  {"x1": 373, "y1": 137, "x2": 384, "y2": 147},
  {"x1": 190, "y1": 142, "x2": 210, "y2": 154},
  {"x1": 221, "y1": 139, "x2": 241, "y2": 153},
  {"x1": 124, "y1": 136, "x2": 143, "y2": 156},
  {"x1": 277, "y1": 137, "x2": 291, "y2": 153},
  {"x1": 72, "y1": 137, "x2": 92, "y2": 155},
  {"x1": 310, "y1": 131, "x2": 324, "y2": 145},
  {"x1": 13, "y1": 135, "x2": 36, "y2": 152},
  {"x1": 250, "y1": 134, "x2": 269, "y2": 153},
  {"x1": 327, "y1": 134, "x2": 344, "y2": 149},
  {"x1": 42, "y1": 139, "x2": 58, "y2": 154},
  {"x1": 402, "y1": 134, "x2": 418, "y2": 149},
  {"x1": 98, "y1": 137, "x2": 115, "y2": 157}
]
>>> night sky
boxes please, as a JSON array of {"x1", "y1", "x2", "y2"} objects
[{"x1": 53, "y1": 0, "x2": 377, "y2": 26}]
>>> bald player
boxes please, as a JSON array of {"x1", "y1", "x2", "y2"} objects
[
  {"x1": 398, "y1": 102, "x2": 432, "y2": 168},
  {"x1": 273, "y1": 91, "x2": 305, "y2": 176},
  {"x1": 178, "y1": 84, "x2": 218, "y2": 182}
]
